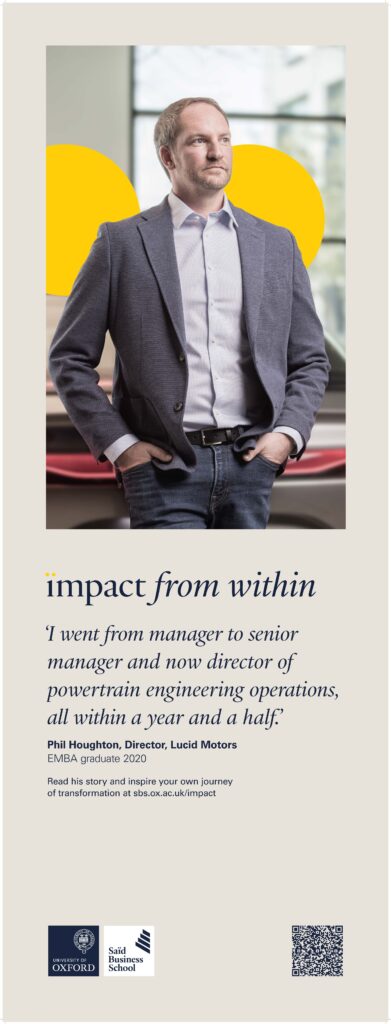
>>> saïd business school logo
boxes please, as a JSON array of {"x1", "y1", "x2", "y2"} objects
[
  {"x1": 48, "y1": 926, "x2": 99, "y2": 976},
  {"x1": 104, "y1": 926, "x2": 155, "y2": 976}
]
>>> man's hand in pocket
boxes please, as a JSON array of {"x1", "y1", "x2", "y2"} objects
[
  {"x1": 242, "y1": 432, "x2": 294, "y2": 465},
  {"x1": 116, "y1": 442, "x2": 172, "y2": 471}
]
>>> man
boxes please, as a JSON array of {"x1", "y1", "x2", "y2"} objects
[{"x1": 49, "y1": 97, "x2": 329, "y2": 529}]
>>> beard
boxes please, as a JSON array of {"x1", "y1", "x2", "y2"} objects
[{"x1": 190, "y1": 165, "x2": 231, "y2": 191}]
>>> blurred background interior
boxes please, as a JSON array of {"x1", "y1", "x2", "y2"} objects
[{"x1": 46, "y1": 45, "x2": 346, "y2": 529}]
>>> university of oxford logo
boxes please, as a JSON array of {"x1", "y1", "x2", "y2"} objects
[{"x1": 73, "y1": 928, "x2": 95, "y2": 952}]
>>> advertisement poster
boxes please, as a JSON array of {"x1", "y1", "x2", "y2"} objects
[{"x1": 3, "y1": 3, "x2": 387, "y2": 1021}]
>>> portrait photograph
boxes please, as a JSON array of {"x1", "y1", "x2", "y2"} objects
[{"x1": 46, "y1": 44, "x2": 346, "y2": 530}]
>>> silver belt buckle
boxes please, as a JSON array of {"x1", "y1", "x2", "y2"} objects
[{"x1": 201, "y1": 429, "x2": 222, "y2": 447}]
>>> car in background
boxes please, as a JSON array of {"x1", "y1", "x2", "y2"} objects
[{"x1": 46, "y1": 296, "x2": 345, "y2": 529}]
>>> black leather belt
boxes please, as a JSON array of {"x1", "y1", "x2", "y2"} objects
[{"x1": 186, "y1": 426, "x2": 244, "y2": 447}]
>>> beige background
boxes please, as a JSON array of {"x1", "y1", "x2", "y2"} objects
[{"x1": 4, "y1": 4, "x2": 387, "y2": 1021}]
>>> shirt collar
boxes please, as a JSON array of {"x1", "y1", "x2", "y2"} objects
[{"x1": 168, "y1": 191, "x2": 238, "y2": 229}]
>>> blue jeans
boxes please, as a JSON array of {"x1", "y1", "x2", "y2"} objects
[{"x1": 121, "y1": 445, "x2": 278, "y2": 529}]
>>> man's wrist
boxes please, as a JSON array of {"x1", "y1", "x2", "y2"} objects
[
  {"x1": 273, "y1": 426, "x2": 304, "y2": 457},
  {"x1": 104, "y1": 434, "x2": 139, "y2": 464}
]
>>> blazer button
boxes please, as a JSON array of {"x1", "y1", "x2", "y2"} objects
[
  {"x1": 178, "y1": 353, "x2": 185, "y2": 362},
  {"x1": 174, "y1": 401, "x2": 183, "y2": 412}
]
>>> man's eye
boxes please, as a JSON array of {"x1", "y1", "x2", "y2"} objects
[{"x1": 192, "y1": 137, "x2": 204, "y2": 144}]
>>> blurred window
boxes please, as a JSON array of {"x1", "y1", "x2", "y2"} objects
[{"x1": 132, "y1": 45, "x2": 345, "y2": 351}]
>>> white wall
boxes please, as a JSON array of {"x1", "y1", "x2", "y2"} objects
[{"x1": 46, "y1": 46, "x2": 131, "y2": 175}]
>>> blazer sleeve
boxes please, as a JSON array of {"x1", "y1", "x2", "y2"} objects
[
  {"x1": 274, "y1": 233, "x2": 331, "y2": 454},
  {"x1": 48, "y1": 224, "x2": 130, "y2": 461}
]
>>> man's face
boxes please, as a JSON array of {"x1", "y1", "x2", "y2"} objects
[{"x1": 162, "y1": 102, "x2": 232, "y2": 200}]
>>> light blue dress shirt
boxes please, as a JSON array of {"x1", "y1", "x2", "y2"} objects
[{"x1": 105, "y1": 192, "x2": 302, "y2": 463}]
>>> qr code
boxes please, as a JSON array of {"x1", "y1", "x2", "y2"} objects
[{"x1": 292, "y1": 925, "x2": 343, "y2": 976}]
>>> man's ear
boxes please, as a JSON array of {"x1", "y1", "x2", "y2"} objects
[{"x1": 160, "y1": 145, "x2": 175, "y2": 171}]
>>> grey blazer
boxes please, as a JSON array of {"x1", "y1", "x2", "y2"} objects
[{"x1": 49, "y1": 196, "x2": 330, "y2": 472}]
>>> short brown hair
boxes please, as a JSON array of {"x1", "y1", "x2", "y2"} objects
[{"x1": 154, "y1": 97, "x2": 229, "y2": 177}]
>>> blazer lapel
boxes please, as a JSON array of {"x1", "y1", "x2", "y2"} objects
[
  {"x1": 230, "y1": 204, "x2": 266, "y2": 351},
  {"x1": 137, "y1": 198, "x2": 186, "y2": 351},
  {"x1": 137, "y1": 197, "x2": 266, "y2": 354}
]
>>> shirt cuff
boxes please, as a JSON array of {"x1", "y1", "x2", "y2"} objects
[
  {"x1": 273, "y1": 426, "x2": 304, "y2": 457},
  {"x1": 104, "y1": 434, "x2": 140, "y2": 464}
]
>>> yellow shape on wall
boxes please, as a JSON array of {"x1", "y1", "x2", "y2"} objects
[
  {"x1": 226, "y1": 145, "x2": 324, "y2": 267},
  {"x1": 46, "y1": 145, "x2": 140, "y2": 295},
  {"x1": 47, "y1": 142, "x2": 324, "y2": 294}
]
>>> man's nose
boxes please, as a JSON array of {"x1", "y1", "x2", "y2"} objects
[{"x1": 207, "y1": 139, "x2": 223, "y2": 160}]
